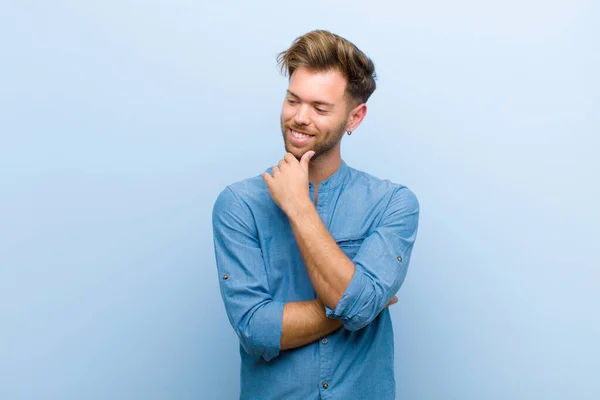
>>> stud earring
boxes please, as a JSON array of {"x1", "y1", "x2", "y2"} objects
[{"x1": 346, "y1": 131, "x2": 352, "y2": 135}]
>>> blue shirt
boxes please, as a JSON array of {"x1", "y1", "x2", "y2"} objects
[{"x1": 212, "y1": 161, "x2": 419, "y2": 399}]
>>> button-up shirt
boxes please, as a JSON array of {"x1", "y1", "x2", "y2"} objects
[{"x1": 212, "y1": 161, "x2": 420, "y2": 399}]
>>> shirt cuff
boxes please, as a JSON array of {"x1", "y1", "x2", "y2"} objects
[
  {"x1": 251, "y1": 300, "x2": 285, "y2": 362},
  {"x1": 324, "y1": 270, "x2": 374, "y2": 330}
]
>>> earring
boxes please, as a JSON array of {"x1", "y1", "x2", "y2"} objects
[{"x1": 346, "y1": 131, "x2": 352, "y2": 135}]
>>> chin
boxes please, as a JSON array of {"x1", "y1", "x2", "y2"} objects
[
  {"x1": 286, "y1": 147, "x2": 303, "y2": 160},
  {"x1": 283, "y1": 144, "x2": 306, "y2": 160}
]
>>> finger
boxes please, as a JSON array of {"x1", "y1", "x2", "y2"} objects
[
  {"x1": 387, "y1": 296, "x2": 398, "y2": 307},
  {"x1": 284, "y1": 153, "x2": 296, "y2": 164},
  {"x1": 300, "y1": 150, "x2": 315, "y2": 171},
  {"x1": 278, "y1": 159, "x2": 286, "y2": 169},
  {"x1": 262, "y1": 172, "x2": 273, "y2": 185},
  {"x1": 272, "y1": 166, "x2": 280, "y2": 176}
]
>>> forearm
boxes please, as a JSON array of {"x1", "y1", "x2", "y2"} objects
[
  {"x1": 288, "y1": 204, "x2": 355, "y2": 310},
  {"x1": 280, "y1": 299, "x2": 343, "y2": 350}
]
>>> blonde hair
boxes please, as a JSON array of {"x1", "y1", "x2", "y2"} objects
[{"x1": 277, "y1": 30, "x2": 377, "y2": 104}]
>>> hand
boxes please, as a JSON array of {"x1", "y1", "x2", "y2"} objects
[
  {"x1": 386, "y1": 296, "x2": 398, "y2": 307},
  {"x1": 262, "y1": 151, "x2": 315, "y2": 216}
]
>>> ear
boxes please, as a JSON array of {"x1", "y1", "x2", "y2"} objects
[{"x1": 345, "y1": 103, "x2": 367, "y2": 133}]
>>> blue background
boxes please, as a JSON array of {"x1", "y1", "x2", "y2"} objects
[{"x1": 1, "y1": 1, "x2": 598, "y2": 399}]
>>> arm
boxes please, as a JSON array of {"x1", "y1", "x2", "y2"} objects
[
  {"x1": 262, "y1": 152, "x2": 354, "y2": 309},
  {"x1": 287, "y1": 204, "x2": 355, "y2": 309},
  {"x1": 212, "y1": 187, "x2": 341, "y2": 361},
  {"x1": 288, "y1": 194, "x2": 408, "y2": 321},
  {"x1": 263, "y1": 153, "x2": 419, "y2": 331},
  {"x1": 293, "y1": 187, "x2": 420, "y2": 330},
  {"x1": 281, "y1": 296, "x2": 397, "y2": 349},
  {"x1": 280, "y1": 299, "x2": 342, "y2": 350}
]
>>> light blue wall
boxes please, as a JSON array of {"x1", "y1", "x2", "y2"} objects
[{"x1": 1, "y1": 1, "x2": 598, "y2": 399}]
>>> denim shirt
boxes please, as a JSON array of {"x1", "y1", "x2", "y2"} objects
[{"x1": 212, "y1": 161, "x2": 419, "y2": 400}]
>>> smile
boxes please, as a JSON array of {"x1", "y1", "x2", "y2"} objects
[{"x1": 290, "y1": 129, "x2": 313, "y2": 139}]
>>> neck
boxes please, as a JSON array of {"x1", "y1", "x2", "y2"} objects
[{"x1": 308, "y1": 149, "x2": 342, "y2": 185}]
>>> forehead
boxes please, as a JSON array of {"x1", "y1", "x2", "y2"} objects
[{"x1": 288, "y1": 67, "x2": 347, "y2": 104}]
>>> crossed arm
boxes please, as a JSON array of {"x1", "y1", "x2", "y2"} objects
[
  {"x1": 279, "y1": 195, "x2": 361, "y2": 350},
  {"x1": 212, "y1": 187, "x2": 344, "y2": 357},
  {"x1": 213, "y1": 182, "x2": 415, "y2": 359},
  {"x1": 281, "y1": 202, "x2": 400, "y2": 350},
  {"x1": 234, "y1": 200, "x2": 396, "y2": 351},
  {"x1": 280, "y1": 291, "x2": 397, "y2": 350},
  {"x1": 280, "y1": 299, "x2": 342, "y2": 350}
]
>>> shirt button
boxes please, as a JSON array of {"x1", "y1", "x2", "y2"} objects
[
  {"x1": 222, "y1": 274, "x2": 229, "y2": 280},
  {"x1": 396, "y1": 256, "x2": 402, "y2": 262},
  {"x1": 321, "y1": 338, "x2": 328, "y2": 344},
  {"x1": 322, "y1": 382, "x2": 329, "y2": 389}
]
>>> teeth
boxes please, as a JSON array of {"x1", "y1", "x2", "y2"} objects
[{"x1": 292, "y1": 129, "x2": 310, "y2": 139}]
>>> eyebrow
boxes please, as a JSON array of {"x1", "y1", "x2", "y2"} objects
[{"x1": 287, "y1": 90, "x2": 335, "y2": 108}]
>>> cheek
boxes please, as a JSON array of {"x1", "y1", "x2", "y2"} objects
[
  {"x1": 315, "y1": 116, "x2": 339, "y2": 134},
  {"x1": 281, "y1": 105, "x2": 294, "y2": 122}
]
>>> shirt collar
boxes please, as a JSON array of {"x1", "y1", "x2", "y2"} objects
[{"x1": 312, "y1": 160, "x2": 350, "y2": 192}]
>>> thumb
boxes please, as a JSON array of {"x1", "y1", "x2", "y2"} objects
[{"x1": 300, "y1": 150, "x2": 315, "y2": 171}]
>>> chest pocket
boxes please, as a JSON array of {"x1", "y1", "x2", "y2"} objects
[{"x1": 336, "y1": 238, "x2": 365, "y2": 260}]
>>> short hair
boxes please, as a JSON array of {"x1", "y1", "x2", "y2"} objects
[{"x1": 276, "y1": 30, "x2": 377, "y2": 104}]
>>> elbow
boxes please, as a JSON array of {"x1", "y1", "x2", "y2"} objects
[
  {"x1": 322, "y1": 293, "x2": 344, "y2": 313},
  {"x1": 237, "y1": 325, "x2": 280, "y2": 362},
  {"x1": 338, "y1": 292, "x2": 380, "y2": 332},
  {"x1": 237, "y1": 331, "x2": 274, "y2": 360},
  {"x1": 326, "y1": 273, "x2": 391, "y2": 331},
  {"x1": 236, "y1": 301, "x2": 284, "y2": 362},
  {"x1": 341, "y1": 317, "x2": 372, "y2": 332}
]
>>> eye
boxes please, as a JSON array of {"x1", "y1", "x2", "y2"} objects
[
  {"x1": 287, "y1": 98, "x2": 297, "y2": 105},
  {"x1": 315, "y1": 108, "x2": 327, "y2": 114}
]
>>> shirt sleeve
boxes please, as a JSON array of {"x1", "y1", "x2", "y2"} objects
[
  {"x1": 325, "y1": 186, "x2": 420, "y2": 331},
  {"x1": 212, "y1": 186, "x2": 284, "y2": 361}
]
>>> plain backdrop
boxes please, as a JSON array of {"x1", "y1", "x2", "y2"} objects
[{"x1": 1, "y1": 1, "x2": 598, "y2": 399}]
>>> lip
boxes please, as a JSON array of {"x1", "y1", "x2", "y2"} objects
[{"x1": 288, "y1": 128, "x2": 314, "y2": 145}]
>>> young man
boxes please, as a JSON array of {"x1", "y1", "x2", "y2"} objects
[{"x1": 212, "y1": 30, "x2": 420, "y2": 399}]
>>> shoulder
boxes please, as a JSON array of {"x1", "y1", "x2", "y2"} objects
[
  {"x1": 346, "y1": 165, "x2": 419, "y2": 211},
  {"x1": 212, "y1": 172, "x2": 273, "y2": 218}
]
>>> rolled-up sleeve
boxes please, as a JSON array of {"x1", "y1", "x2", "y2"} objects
[
  {"x1": 325, "y1": 186, "x2": 420, "y2": 331},
  {"x1": 212, "y1": 187, "x2": 284, "y2": 361}
]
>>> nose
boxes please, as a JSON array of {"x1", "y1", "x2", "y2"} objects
[{"x1": 293, "y1": 104, "x2": 311, "y2": 127}]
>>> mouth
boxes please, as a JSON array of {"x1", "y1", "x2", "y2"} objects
[{"x1": 289, "y1": 128, "x2": 314, "y2": 140}]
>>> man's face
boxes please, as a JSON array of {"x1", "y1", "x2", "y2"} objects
[{"x1": 280, "y1": 66, "x2": 350, "y2": 161}]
